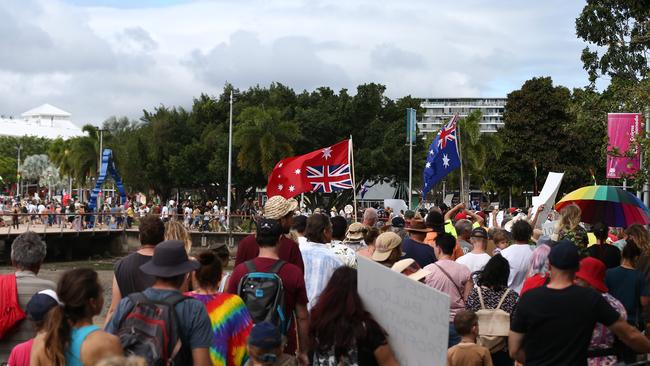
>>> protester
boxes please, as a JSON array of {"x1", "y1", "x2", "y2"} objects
[
  {"x1": 371, "y1": 232, "x2": 404, "y2": 268},
  {"x1": 356, "y1": 227, "x2": 379, "y2": 258},
  {"x1": 245, "y1": 322, "x2": 297, "y2": 366},
  {"x1": 519, "y1": 244, "x2": 551, "y2": 295},
  {"x1": 363, "y1": 207, "x2": 378, "y2": 228},
  {"x1": 555, "y1": 204, "x2": 589, "y2": 254},
  {"x1": 587, "y1": 222, "x2": 621, "y2": 269},
  {"x1": 31, "y1": 269, "x2": 123, "y2": 365},
  {"x1": 391, "y1": 258, "x2": 431, "y2": 282},
  {"x1": 447, "y1": 310, "x2": 493, "y2": 366},
  {"x1": 165, "y1": 219, "x2": 193, "y2": 255},
  {"x1": 7, "y1": 290, "x2": 60, "y2": 366},
  {"x1": 490, "y1": 229, "x2": 510, "y2": 255},
  {"x1": 605, "y1": 240, "x2": 649, "y2": 342},
  {"x1": 105, "y1": 215, "x2": 165, "y2": 325},
  {"x1": 106, "y1": 240, "x2": 212, "y2": 366},
  {"x1": 309, "y1": 266, "x2": 399, "y2": 365},
  {"x1": 574, "y1": 257, "x2": 627, "y2": 366},
  {"x1": 185, "y1": 250, "x2": 253, "y2": 366},
  {"x1": 343, "y1": 222, "x2": 367, "y2": 252},
  {"x1": 0, "y1": 231, "x2": 56, "y2": 362},
  {"x1": 402, "y1": 218, "x2": 436, "y2": 267},
  {"x1": 390, "y1": 216, "x2": 408, "y2": 240},
  {"x1": 455, "y1": 219, "x2": 474, "y2": 255},
  {"x1": 424, "y1": 233, "x2": 472, "y2": 347},
  {"x1": 227, "y1": 219, "x2": 309, "y2": 362},
  {"x1": 456, "y1": 227, "x2": 491, "y2": 274},
  {"x1": 426, "y1": 209, "x2": 465, "y2": 259},
  {"x1": 328, "y1": 215, "x2": 357, "y2": 267},
  {"x1": 509, "y1": 240, "x2": 650, "y2": 366},
  {"x1": 466, "y1": 254, "x2": 518, "y2": 366},
  {"x1": 290, "y1": 215, "x2": 308, "y2": 248},
  {"x1": 499, "y1": 220, "x2": 534, "y2": 293},
  {"x1": 235, "y1": 196, "x2": 304, "y2": 273}
]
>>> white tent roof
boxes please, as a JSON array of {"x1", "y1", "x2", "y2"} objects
[{"x1": 21, "y1": 103, "x2": 71, "y2": 118}]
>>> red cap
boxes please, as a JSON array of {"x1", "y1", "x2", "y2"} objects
[
  {"x1": 454, "y1": 212, "x2": 468, "y2": 221},
  {"x1": 476, "y1": 211, "x2": 486, "y2": 220},
  {"x1": 575, "y1": 257, "x2": 608, "y2": 293}
]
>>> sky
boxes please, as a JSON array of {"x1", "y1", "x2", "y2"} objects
[{"x1": 0, "y1": 0, "x2": 594, "y2": 125}]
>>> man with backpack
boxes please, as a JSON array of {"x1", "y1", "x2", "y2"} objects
[
  {"x1": 105, "y1": 240, "x2": 212, "y2": 366},
  {"x1": 228, "y1": 218, "x2": 310, "y2": 365}
]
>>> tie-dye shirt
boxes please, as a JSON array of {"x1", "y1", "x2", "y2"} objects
[{"x1": 186, "y1": 292, "x2": 253, "y2": 366}]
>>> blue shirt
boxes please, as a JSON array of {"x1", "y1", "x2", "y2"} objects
[
  {"x1": 66, "y1": 325, "x2": 100, "y2": 366},
  {"x1": 105, "y1": 288, "x2": 212, "y2": 351},
  {"x1": 402, "y1": 237, "x2": 437, "y2": 268},
  {"x1": 605, "y1": 266, "x2": 649, "y2": 324}
]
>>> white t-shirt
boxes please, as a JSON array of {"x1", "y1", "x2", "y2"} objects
[
  {"x1": 161, "y1": 206, "x2": 169, "y2": 218},
  {"x1": 500, "y1": 243, "x2": 534, "y2": 294},
  {"x1": 456, "y1": 252, "x2": 491, "y2": 274}
]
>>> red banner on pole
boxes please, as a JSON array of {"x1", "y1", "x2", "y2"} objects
[{"x1": 606, "y1": 113, "x2": 642, "y2": 179}]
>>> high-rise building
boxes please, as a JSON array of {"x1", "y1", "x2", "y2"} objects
[{"x1": 418, "y1": 98, "x2": 507, "y2": 134}]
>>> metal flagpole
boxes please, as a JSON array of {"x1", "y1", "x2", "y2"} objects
[
  {"x1": 456, "y1": 115, "x2": 465, "y2": 203},
  {"x1": 227, "y1": 91, "x2": 233, "y2": 239},
  {"x1": 408, "y1": 108, "x2": 414, "y2": 210},
  {"x1": 349, "y1": 136, "x2": 358, "y2": 222}
]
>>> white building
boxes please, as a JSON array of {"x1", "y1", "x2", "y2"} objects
[
  {"x1": 0, "y1": 104, "x2": 84, "y2": 139},
  {"x1": 418, "y1": 98, "x2": 507, "y2": 134}
]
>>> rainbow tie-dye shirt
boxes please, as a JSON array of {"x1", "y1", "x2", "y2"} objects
[{"x1": 186, "y1": 292, "x2": 253, "y2": 366}]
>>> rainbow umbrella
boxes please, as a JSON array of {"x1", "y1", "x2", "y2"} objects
[{"x1": 555, "y1": 185, "x2": 650, "y2": 227}]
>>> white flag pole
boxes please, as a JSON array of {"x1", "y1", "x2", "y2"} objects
[
  {"x1": 349, "y1": 136, "x2": 358, "y2": 222},
  {"x1": 455, "y1": 114, "x2": 465, "y2": 204}
]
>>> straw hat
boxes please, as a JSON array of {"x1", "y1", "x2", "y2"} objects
[{"x1": 263, "y1": 196, "x2": 299, "y2": 220}]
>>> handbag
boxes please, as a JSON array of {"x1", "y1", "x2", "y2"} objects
[
  {"x1": 0, "y1": 274, "x2": 26, "y2": 339},
  {"x1": 476, "y1": 287, "x2": 511, "y2": 353}
]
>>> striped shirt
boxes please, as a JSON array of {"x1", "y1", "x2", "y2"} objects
[
  {"x1": 186, "y1": 292, "x2": 253, "y2": 366},
  {"x1": 0, "y1": 271, "x2": 55, "y2": 363}
]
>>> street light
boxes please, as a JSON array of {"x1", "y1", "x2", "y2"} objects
[{"x1": 15, "y1": 144, "x2": 22, "y2": 197}]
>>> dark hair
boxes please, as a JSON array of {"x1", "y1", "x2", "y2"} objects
[
  {"x1": 212, "y1": 245, "x2": 230, "y2": 267},
  {"x1": 194, "y1": 250, "x2": 223, "y2": 289},
  {"x1": 139, "y1": 215, "x2": 165, "y2": 246},
  {"x1": 256, "y1": 219, "x2": 282, "y2": 247},
  {"x1": 453, "y1": 310, "x2": 477, "y2": 336},
  {"x1": 331, "y1": 216, "x2": 348, "y2": 240},
  {"x1": 622, "y1": 239, "x2": 642, "y2": 262},
  {"x1": 491, "y1": 229, "x2": 510, "y2": 244},
  {"x1": 309, "y1": 267, "x2": 385, "y2": 353},
  {"x1": 435, "y1": 233, "x2": 456, "y2": 255},
  {"x1": 426, "y1": 210, "x2": 445, "y2": 233},
  {"x1": 305, "y1": 214, "x2": 332, "y2": 244},
  {"x1": 364, "y1": 227, "x2": 380, "y2": 246},
  {"x1": 478, "y1": 254, "x2": 510, "y2": 289},
  {"x1": 592, "y1": 222, "x2": 609, "y2": 241},
  {"x1": 292, "y1": 215, "x2": 307, "y2": 234},
  {"x1": 511, "y1": 220, "x2": 532, "y2": 242},
  {"x1": 43, "y1": 268, "x2": 102, "y2": 365}
]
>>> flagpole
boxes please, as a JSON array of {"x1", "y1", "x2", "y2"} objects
[
  {"x1": 456, "y1": 115, "x2": 465, "y2": 204},
  {"x1": 349, "y1": 136, "x2": 358, "y2": 222}
]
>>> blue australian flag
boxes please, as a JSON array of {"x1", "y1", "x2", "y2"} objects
[{"x1": 422, "y1": 115, "x2": 461, "y2": 197}]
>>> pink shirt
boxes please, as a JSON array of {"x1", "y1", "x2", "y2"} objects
[
  {"x1": 423, "y1": 259, "x2": 471, "y2": 322},
  {"x1": 8, "y1": 338, "x2": 33, "y2": 366}
]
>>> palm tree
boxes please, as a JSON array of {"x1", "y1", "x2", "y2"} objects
[{"x1": 234, "y1": 106, "x2": 300, "y2": 176}]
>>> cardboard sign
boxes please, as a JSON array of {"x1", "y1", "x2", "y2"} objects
[
  {"x1": 532, "y1": 172, "x2": 564, "y2": 228},
  {"x1": 358, "y1": 257, "x2": 450, "y2": 366}
]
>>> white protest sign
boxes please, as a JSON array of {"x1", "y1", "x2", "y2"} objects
[
  {"x1": 443, "y1": 194, "x2": 454, "y2": 206},
  {"x1": 532, "y1": 172, "x2": 564, "y2": 228},
  {"x1": 358, "y1": 257, "x2": 450, "y2": 366}
]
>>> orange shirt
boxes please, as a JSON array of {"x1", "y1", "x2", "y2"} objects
[{"x1": 424, "y1": 232, "x2": 464, "y2": 260}]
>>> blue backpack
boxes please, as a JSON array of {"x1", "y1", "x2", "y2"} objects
[{"x1": 237, "y1": 260, "x2": 288, "y2": 333}]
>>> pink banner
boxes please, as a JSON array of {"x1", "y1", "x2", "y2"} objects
[{"x1": 606, "y1": 113, "x2": 642, "y2": 179}]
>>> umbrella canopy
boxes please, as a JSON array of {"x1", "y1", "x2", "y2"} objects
[{"x1": 555, "y1": 185, "x2": 650, "y2": 227}]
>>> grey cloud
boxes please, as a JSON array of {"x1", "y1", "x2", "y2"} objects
[
  {"x1": 371, "y1": 43, "x2": 427, "y2": 70},
  {"x1": 118, "y1": 27, "x2": 158, "y2": 52},
  {"x1": 185, "y1": 31, "x2": 351, "y2": 91}
]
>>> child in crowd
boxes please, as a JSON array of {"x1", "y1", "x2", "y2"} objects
[
  {"x1": 245, "y1": 322, "x2": 296, "y2": 366},
  {"x1": 7, "y1": 290, "x2": 61, "y2": 366},
  {"x1": 447, "y1": 310, "x2": 493, "y2": 366}
]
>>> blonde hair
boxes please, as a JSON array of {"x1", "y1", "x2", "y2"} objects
[
  {"x1": 557, "y1": 204, "x2": 582, "y2": 232},
  {"x1": 626, "y1": 224, "x2": 650, "y2": 255},
  {"x1": 164, "y1": 221, "x2": 193, "y2": 254}
]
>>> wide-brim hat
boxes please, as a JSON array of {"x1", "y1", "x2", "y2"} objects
[
  {"x1": 390, "y1": 258, "x2": 431, "y2": 282},
  {"x1": 263, "y1": 196, "x2": 298, "y2": 220},
  {"x1": 346, "y1": 222, "x2": 366, "y2": 241},
  {"x1": 575, "y1": 257, "x2": 608, "y2": 293},
  {"x1": 406, "y1": 219, "x2": 432, "y2": 233},
  {"x1": 372, "y1": 232, "x2": 402, "y2": 262},
  {"x1": 140, "y1": 240, "x2": 200, "y2": 277}
]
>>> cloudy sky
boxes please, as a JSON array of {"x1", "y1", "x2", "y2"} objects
[{"x1": 1, "y1": 0, "x2": 594, "y2": 125}]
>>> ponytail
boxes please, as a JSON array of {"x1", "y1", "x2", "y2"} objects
[{"x1": 43, "y1": 305, "x2": 70, "y2": 366}]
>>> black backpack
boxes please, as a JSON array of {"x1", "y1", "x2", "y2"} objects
[
  {"x1": 116, "y1": 292, "x2": 190, "y2": 366},
  {"x1": 237, "y1": 260, "x2": 288, "y2": 333}
]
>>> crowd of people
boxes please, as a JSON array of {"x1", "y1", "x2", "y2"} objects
[{"x1": 3, "y1": 195, "x2": 650, "y2": 365}]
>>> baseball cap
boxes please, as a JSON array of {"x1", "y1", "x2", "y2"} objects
[
  {"x1": 372, "y1": 232, "x2": 402, "y2": 262},
  {"x1": 248, "y1": 321, "x2": 282, "y2": 349},
  {"x1": 470, "y1": 227, "x2": 488, "y2": 239},
  {"x1": 26, "y1": 289, "x2": 61, "y2": 322},
  {"x1": 548, "y1": 240, "x2": 580, "y2": 270},
  {"x1": 391, "y1": 217, "x2": 406, "y2": 228}
]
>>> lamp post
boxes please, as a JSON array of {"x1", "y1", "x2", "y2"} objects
[
  {"x1": 15, "y1": 144, "x2": 22, "y2": 197},
  {"x1": 227, "y1": 91, "x2": 234, "y2": 238}
]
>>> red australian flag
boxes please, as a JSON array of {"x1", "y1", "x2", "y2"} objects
[{"x1": 267, "y1": 140, "x2": 352, "y2": 199}]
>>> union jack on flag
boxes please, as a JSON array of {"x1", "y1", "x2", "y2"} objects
[
  {"x1": 306, "y1": 164, "x2": 353, "y2": 193},
  {"x1": 437, "y1": 114, "x2": 458, "y2": 149}
]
